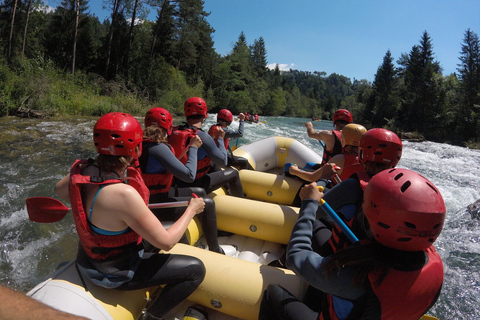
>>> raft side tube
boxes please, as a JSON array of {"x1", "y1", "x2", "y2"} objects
[
  {"x1": 167, "y1": 243, "x2": 307, "y2": 320},
  {"x1": 214, "y1": 195, "x2": 299, "y2": 244},
  {"x1": 27, "y1": 261, "x2": 153, "y2": 320},
  {"x1": 232, "y1": 136, "x2": 322, "y2": 172},
  {"x1": 239, "y1": 170, "x2": 304, "y2": 205}
]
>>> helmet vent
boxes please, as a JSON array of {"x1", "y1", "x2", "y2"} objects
[
  {"x1": 398, "y1": 238, "x2": 412, "y2": 242},
  {"x1": 404, "y1": 221, "x2": 416, "y2": 228},
  {"x1": 393, "y1": 172, "x2": 403, "y2": 180},
  {"x1": 378, "y1": 143, "x2": 387, "y2": 147},
  {"x1": 400, "y1": 181, "x2": 411, "y2": 193},
  {"x1": 115, "y1": 144, "x2": 125, "y2": 149},
  {"x1": 111, "y1": 134, "x2": 121, "y2": 138},
  {"x1": 426, "y1": 182, "x2": 439, "y2": 194},
  {"x1": 377, "y1": 222, "x2": 390, "y2": 229}
]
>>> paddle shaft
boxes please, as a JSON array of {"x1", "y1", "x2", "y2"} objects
[
  {"x1": 320, "y1": 198, "x2": 359, "y2": 243},
  {"x1": 26, "y1": 196, "x2": 191, "y2": 223},
  {"x1": 317, "y1": 186, "x2": 359, "y2": 244},
  {"x1": 148, "y1": 201, "x2": 189, "y2": 209}
]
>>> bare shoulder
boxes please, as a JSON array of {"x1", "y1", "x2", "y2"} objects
[{"x1": 103, "y1": 182, "x2": 140, "y2": 199}]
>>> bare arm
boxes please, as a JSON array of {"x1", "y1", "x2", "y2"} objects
[
  {"x1": 305, "y1": 122, "x2": 337, "y2": 151},
  {"x1": 54, "y1": 174, "x2": 71, "y2": 203},
  {"x1": 289, "y1": 162, "x2": 339, "y2": 182},
  {"x1": 0, "y1": 285, "x2": 89, "y2": 320},
  {"x1": 98, "y1": 184, "x2": 204, "y2": 251}
]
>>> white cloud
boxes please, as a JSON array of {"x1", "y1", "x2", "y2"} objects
[{"x1": 267, "y1": 63, "x2": 295, "y2": 71}]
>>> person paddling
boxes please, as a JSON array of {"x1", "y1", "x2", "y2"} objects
[
  {"x1": 169, "y1": 97, "x2": 244, "y2": 197},
  {"x1": 259, "y1": 169, "x2": 445, "y2": 320},
  {"x1": 138, "y1": 107, "x2": 224, "y2": 254},
  {"x1": 289, "y1": 123, "x2": 367, "y2": 183},
  {"x1": 208, "y1": 108, "x2": 251, "y2": 169},
  {"x1": 54, "y1": 112, "x2": 206, "y2": 320},
  {"x1": 305, "y1": 109, "x2": 353, "y2": 165}
]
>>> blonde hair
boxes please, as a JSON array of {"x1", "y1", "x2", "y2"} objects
[{"x1": 144, "y1": 125, "x2": 168, "y2": 143}]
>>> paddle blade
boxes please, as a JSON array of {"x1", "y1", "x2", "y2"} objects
[
  {"x1": 26, "y1": 197, "x2": 70, "y2": 223},
  {"x1": 231, "y1": 145, "x2": 238, "y2": 151}
]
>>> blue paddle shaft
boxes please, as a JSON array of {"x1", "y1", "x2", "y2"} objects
[{"x1": 320, "y1": 199, "x2": 359, "y2": 243}]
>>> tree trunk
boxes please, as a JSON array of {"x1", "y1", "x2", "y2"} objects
[
  {"x1": 125, "y1": 0, "x2": 140, "y2": 80},
  {"x1": 149, "y1": 0, "x2": 170, "y2": 59},
  {"x1": 8, "y1": 0, "x2": 19, "y2": 60},
  {"x1": 72, "y1": 0, "x2": 81, "y2": 75},
  {"x1": 22, "y1": 0, "x2": 34, "y2": 56},
  {"x1": 105, "y1": 0, "x2": 122, "y2": 79}
]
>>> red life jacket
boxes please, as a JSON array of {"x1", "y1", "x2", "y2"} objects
[
  {"x1": 208, "y1": 124, "x2": 229, "y2": 150},
  {"x1": 369, "y1": 246, "x2": 444, "y2": 319},
  {"x1": 320, "y1": 245, "x2": 443, "y2": 320},
  {"x1": 168, "y1": 125, "x2": 211, "y2": 179},
  {"x1": 322, "y1": 130, "x2": 343, "y2": 165},
  {"x1": 139, "y1": 140, "x2": 174, "y2": 195},
  {"x1": 339, "y1": 154, "x2": 364, "y2": 181},
  {"x1": 69, "y1": 159, "x2": 148, "y2": 260}
]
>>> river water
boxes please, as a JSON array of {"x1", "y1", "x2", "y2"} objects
[{"x1": 1, "y1": 114, "x2": 479, "y2": 319}]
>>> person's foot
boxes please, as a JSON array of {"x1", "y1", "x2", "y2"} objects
[
  {"x1": 210, "y1": 246, "x2": 225, "y2": 255},
  {"x1": 183, "y1": 306, "x2": 208, "y2": 320}
]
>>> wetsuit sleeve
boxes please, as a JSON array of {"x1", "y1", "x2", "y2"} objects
[
  {"x1": 286, "y1": 199, "x2": 366, "y2": 300},
  {"x1": 149, "y1": 143, "x2": 198, "y2": 183},
  {"x1": 197, "y1": 130, "x2": 228, "y2": 167},
  {"x1": 224, "y1": 120, "x2": 244, "y2": 139}
]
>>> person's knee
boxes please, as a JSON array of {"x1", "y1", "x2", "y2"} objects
[
  {"x1": 191, "y1": 187, "x2": 207, "y2": 197},
  {"x1": 188, "y1": 258, "x2": 206, "y2": 282}
]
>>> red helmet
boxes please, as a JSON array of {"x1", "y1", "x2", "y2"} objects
[
  {"x1": 93, "y1": 112, "x2": 143, "y2": 159},
  {"x1": 363, "y1": 168, "x2": 446, "y2": 251},
  {"x1": 145, "y1": 107, "x2": 173, "y2": 135},
  {"x1": 358, "y1": 128, "x2": 402, "y2": 167},
  {"x1": 217, "y1": 109, "x2": 233, "y2": 125},
  {"x1": 184, "y1": 97, "x2": 208, "y2": 118},
  {"x1": 333, "y1": 109, "x2": 353, "y2": 125}
]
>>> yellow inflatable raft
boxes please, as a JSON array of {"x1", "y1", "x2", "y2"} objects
[{"x1": 27, "y1": 136, "x2": 438, "y2": 320}]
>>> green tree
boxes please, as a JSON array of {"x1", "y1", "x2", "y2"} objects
[
  {"x1": 369, "y1": 50, "x2": 400, "y2": 128},
  {"x1": 398, "y1": 31, "x2": 444, "y2": 137},
  {"x1": 456, "y1": 28, "x2": 480, "y2": 142},
  {"x1": 250, "y1": 36, "x2": 267, "y2": 78},
  {"x1": 213, "y1": 32, "x2": 254, "y2": 112},
  {"x1": 172, "y1": 0, "x2": 215, "y2": 86}
]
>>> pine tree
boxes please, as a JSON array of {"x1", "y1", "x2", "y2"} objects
[
  {"x1": 399, "y1": 31, "x2": 444, "y2": 136},
  {"x1": 456, "y1": 29, "x2": 480, "y2": 142},
  {"x1": 370, "y1": 50, "x2": 400, "y2": 127},
  {"x1": 250, "y1": 36, "x2": 267, "y2": 78}
]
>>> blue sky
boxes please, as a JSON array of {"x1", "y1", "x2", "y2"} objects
[{"x1": 48, "y1": 0, "x2": 479, "y2": 82}]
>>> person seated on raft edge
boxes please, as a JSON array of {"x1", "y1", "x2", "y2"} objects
[
  {"x1": 305, "y1": 109, "x2": 353, "y2": 165},
  {"x1": 259, "y1": 169, "x2": 445, "y2": 320},
  {"x1": 288, "y1": 123, "x2": 367, "y2": 184},
  {"x1": 137, "y1": 107, "x2": 224, "y2": 254},
  {"x1": 0, "y1": 285, "x2": 90, "y2": 320},
  {"x1": 54, "y1": 112, "x2": 206, "y2": 320},
  {"x1": 270, "y1": 128, "x2": 403, "y2": 266},
  {"x1": 208, "y1": 108, "x2": 252, "y2": 170},
  {"x1": 168, "y1": 97, "x2": 244, "y2": 198}
]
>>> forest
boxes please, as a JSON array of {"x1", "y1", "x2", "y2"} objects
[{"x1": 1, "y1": 0, "x2": 479, "y2": 147}]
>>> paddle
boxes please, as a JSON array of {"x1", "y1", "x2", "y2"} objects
[
  {"x1": 316, "y1": 186, "x2": 359, "y2": 244},
  {"x1": 26, "y1": 196, "x2": 192, "y2": 223},
  {"x1": 231, "y1": 137, "x2": 240, "y2": 151}
]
